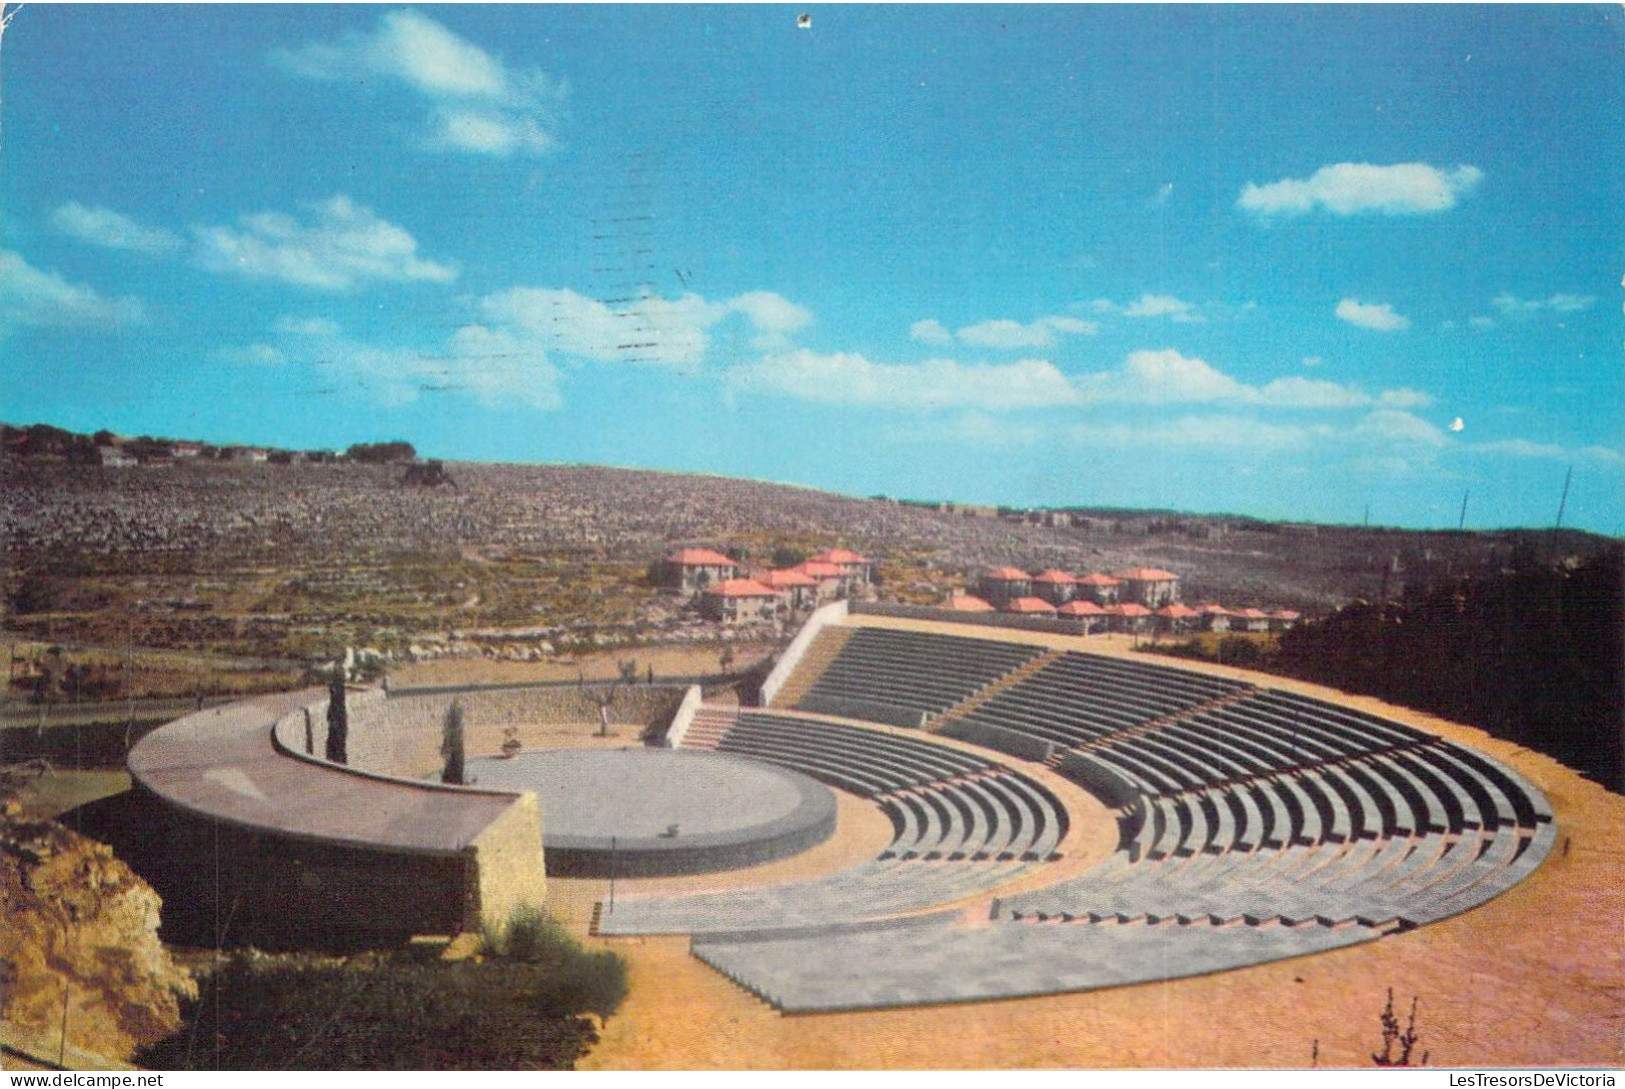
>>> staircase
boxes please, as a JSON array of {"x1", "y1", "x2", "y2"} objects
[
  {"x1": 1072, "y1": 686, "x2": 1255, "y2": 753},
  {"x1": 678, "y1": 705, "x2": 739, "y2": 750},
  {"x1": 928, "y1": 649, "x2": 1065, "y2": 733},
  {"x1": 768, "y1": 626, "x2": 855, "y2": 709}
]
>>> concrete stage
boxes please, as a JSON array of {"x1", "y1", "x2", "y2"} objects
[{"x1": 464, "y1": 747, "x2": 838, "y2": 877}]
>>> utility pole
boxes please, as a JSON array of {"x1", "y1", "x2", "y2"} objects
[
  {"x1": 1457, "y1": 490, "x2": 1470, "y2": 531},
  {"x1": 1555, "y1": 465, "x2": 1572, "y2": 530}
]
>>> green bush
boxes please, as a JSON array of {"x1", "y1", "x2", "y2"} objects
[
  {"x1": 485, "y1": 905, "x2": 629, "y2": 1022},
  {"x1": 136, "y1": 952, "x2": 603, "y2": 1070}
]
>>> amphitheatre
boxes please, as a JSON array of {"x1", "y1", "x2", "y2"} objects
[{"x1": 123, "y1": 600, "x2": 1623, "y2": 1069}]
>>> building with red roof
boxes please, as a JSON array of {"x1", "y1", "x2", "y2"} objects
[
  {"x1": 1106, "y1": 602, "x2": 1153, "y2": 633},
  {"x1": 792, "y1": 560, "x2": 847, "y2": 603},
  {"x1": 755, "y1": 568, "x2": 821, "y2": 611},
  {"x1": 663, "y1": 548, "x2": 741, "y2": 598},
  {"x1": 1111, "y1": 566, "x2": 1181, "y2": 607},
  {"x1": 1073, "y1": 572, "x2": 1123, "y2": 606},
  {"x1": 1056, "y1": 598, "x2": 1106, "y2": 633},
  {"x1": 699, "y1": 578, "x2": 780, "y2": 624},
  {"x1": 1030, "y1": 569, "x2": 1078, "y2": 606},
  {"x1": 945, "y1": 593, "x2": 996, "y2": 613},
  {"x1": 979, "y1": 567, "x2": 1032, "y2": 608},
  {"x1": 1154, "y1": 602, "x2": 1201, "y2": 633},
  {"x1": 1005, "y1": 596, "x2": 1058, "y2": 616},
  {"x1": 808, "y1": 548, "x2": 873, "y2": 588},
  {"x1": 1197, "y1": 604, "x2": 1235, "y2": 633},
  {"x1": 1269, "y1": 609, "x2": 1302, "y2": 633},
  {"x1": 1234, "y1": 607, "x2": 1272, "y2": 633}
]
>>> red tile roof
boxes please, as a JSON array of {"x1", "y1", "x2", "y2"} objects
[
  {"x1": 1238, "y1": 608, "x2": 1271, "y2": 619},
  {"x1": 757, "y1": 568, "x2": 819, "y2": 588},
  {"x1": 1005, "y1": 596, "x2": 1058, "y2": 615},
  {"x1": 704, "y1": 578, "x2": 779, "y2": 599},
  {"x1": 1056, "y1": 600, "x2": 1106, "y2": 616},
  {"x1": 797, "y1": 561, "x2": 842, "y2": 579},
  {"x1": 946, "y1": 594, "x2": 996, "y2": 613},
  {"x1": 1031, "y1": 569, "x2": 1077, "y2": 584},
  {"x1": 1108, "y1": 603, "x2": 1153, "y2": 617},
  {"x1": 1155, "y1": 604, "x2": 1200, "y2": 618},
  {"x1": 1074, "y1": 573, "x2": 1122, "y2": 586},
  {"x1": 984, "y1": 566, "x2": 1031, "y2": 581},
  {"x1": 1199, "y1": 603, "x2": 1233, "y2": 615},
  {"x1": 669, "y1": 548, "x2": 738, "y2": 567},
  {"x1": 1271, "y1": 609, "x2": 1302, "y2": 620},
  {"x1": 811, "y1": 548, "x2": 869, "y2": 565},
  {"x1": 1112, "y1": 567, "x2": 1179, "y2": 581}
]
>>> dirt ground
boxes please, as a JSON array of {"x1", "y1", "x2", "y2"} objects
[
  {"x1": 566, "y1": 617, "x2": 1624, "y2": 1070},
  {"x1": 390, "y1": 642, "x2": 779, "y2": 689}
]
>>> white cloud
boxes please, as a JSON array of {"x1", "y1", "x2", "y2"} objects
[
  {"x1": 1121, "y1": 293, "x2": 1203, "y2": 323},
  {"x1": 1239, "y1": 162, "x2": 1483, "y2": 218},
  {"x1": 1302, "y1": 355, "x2": 1324, "y2": 368},
  {"x1": 0, "y1": 250, "x2": 144, "y2": 333},
  {"x1": 909, "y1": 318, "x2": 954, "y2": 346},
  {"x1": 1256, "y1": 375, "x2": 1375, "y2": 409},
  {"x1": 1547, "y1": 294, "x2": 1596, "y2": 313},
  {"x1": 954, "y1": 315, "x2": 1097, "y2": 350},
  {"x1": 1043, "y1": 316, "x2": 1097, "y2": 336},
  {"x1": 1378, "y1": 388, "x2": 1435, "y2": 409},
  {"x1": 1073, "y1": 348, "x2": 1429, "y2": 412},
  {"x1": 728, "y1": 291, "x2": 812, "y2": 350},
  {"x1": 1492, "y1": 292, "x2": 1596, "y2": 316},
  {"x1": 218, "y1": 317, "x2": 562, "y2": 410},
  {"x1": 733, "y1": 350, "x2": 1085, "y2": 411},
  {"x1": 216, "y1": 342, "x2": 288, "y2": 367},
  {"x1": 1070, "y1": 415, "x2": 1314, "y2": 452},
  {"x1": 273, "y1": 11, "x2": 565, "y2": 157},
  {"x1": 475, "y1": 285, "x2": 808, "y2": 367},
  {"x1": 1471, "y1": 438, "x2": 1621, "y2": 464},
  {"x1": 1469, "y1": 316, "x2": 1496, "y2": 330},
  {"x1": 1352, "y1": 409, "x2": 1447, "y2": 448},
  {"x1": 51, "y1": 202, "x2": 183, "y2": 256},
  {"x1": 192, "y1": 195, "x2": 458, "y2": 290},
  {"x1": 1092, "y1": 349, "x2": 1252, "y2": 404},
  {"x1": 1336, "y1": 298, "x2": 1410, "y2": 332}
]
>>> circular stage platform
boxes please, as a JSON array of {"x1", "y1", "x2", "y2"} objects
[{"x1": 464, "y1": 747, "x2": 838, "y2": 877}]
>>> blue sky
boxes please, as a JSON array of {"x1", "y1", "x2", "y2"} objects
[{"x1": 3, "y1": 5, "x2": 1621, "y2": 532}]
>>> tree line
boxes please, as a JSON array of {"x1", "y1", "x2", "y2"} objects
[{"x1": 1269, "y1": 546, "x2": 1622, "y2": 793}]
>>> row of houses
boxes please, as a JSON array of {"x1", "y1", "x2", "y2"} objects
[
  {"x1": 946, "y1": 593, "x2": 1299, "y2": 634},
  {"x1": 660, "y1": 547, "x2": 873, "y2": 624},
  {"x1": 958, "y1": 565, "x2": 1300, "y2": 634},
  {"x1": 978, "y1": 566, "x2": 1181, "y2": 609}
]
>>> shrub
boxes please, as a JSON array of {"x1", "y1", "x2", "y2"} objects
[
  {"x1": 484, "y1": 905, "x2": 629, "y2": 1022},
  {"x1": 136, "y1": 952, "x2": 602, "y2": 1070}
]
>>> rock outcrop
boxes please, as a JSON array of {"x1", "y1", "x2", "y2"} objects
[{"x1": 1, "y1": 805, "x2": 195, "y2": 1062}]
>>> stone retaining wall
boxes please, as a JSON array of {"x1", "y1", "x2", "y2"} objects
[{"x1": 852, "y1": 601, "x2": 1089, "y2": 637}]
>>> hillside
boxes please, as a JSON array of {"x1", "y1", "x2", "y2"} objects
[{"x1": 3, "y1": 455, "x2": 1613, "y2": 671}]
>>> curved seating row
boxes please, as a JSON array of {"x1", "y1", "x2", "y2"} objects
[
  {"x1": 616, "y1": 623, "x2": 1557, "y2": 1011},
  {"x1": 598, "y1": 709, "x2": 1070, "y2": 936},
  {"x1": 714, "y1": 711, "x2": 995, "y2": 795},
  {"x1": 947, "y1": 650, "x2": 1251, "y2": 751},
  {"x1": 795, "y1": 627, "x2": 1044, "y2": 726}
]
